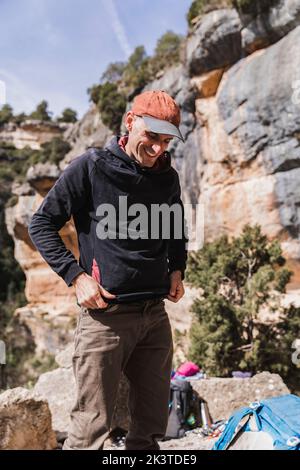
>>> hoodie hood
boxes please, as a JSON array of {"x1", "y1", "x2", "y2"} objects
[{"x1": 90, "y1": 135, "x2": 178, "y2": 195}]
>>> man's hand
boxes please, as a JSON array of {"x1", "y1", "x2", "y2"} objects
[
  {"x1": 72, "y1": 272, "x2": 116, "y2": 309},
  {"x1": 167, "y1": 270, "x2": 185, "y2": 303}
]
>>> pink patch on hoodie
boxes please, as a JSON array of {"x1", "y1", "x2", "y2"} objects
[{"x1": 91, "y1": 258, "x2": 101, "y2": 284}]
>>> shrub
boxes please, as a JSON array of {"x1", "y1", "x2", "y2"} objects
[
  {"x1": 30, "y1": 100, "x2": 52, "y2": 121},
  {"x1": 88, "y1": 82, "x2": 127, "y2": 133},
  {"x1": 149, "y1": 31, "x2": 184, "y2": 78},
  {"x1": 101, "y1": 61, "x2": 126, "y2": 85},
  {"x1": 186, "y1": 224, "x2": 299, "y2": 391},
  {"x1": 187, "y1": 0, "x2": 231, "y2": 27},
  {"x1": 122, "y1": 46, "x2": 151, "y2": 94},
  {"x1": 57, "y1": 108, "x2": 78, "y2": 123},
  {"x1": 0, "y1": 104, "x2": 14, "y2": 127}
]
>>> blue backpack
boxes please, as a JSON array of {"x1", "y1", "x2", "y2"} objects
[{"x1": 213, "y1": 394, "x2": 300, "y2": 450}]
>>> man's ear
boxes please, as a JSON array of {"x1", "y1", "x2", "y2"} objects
[{"x1": 124, "y1": 111, "x2": 134, "y2": 132}]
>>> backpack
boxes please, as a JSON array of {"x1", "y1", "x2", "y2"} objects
[
  {"x1": 213, "y1": 394, "x2": 300, "y2": 450},
  {"x1": 163, "y1": 379, "x2": 202, "y2": 440}
]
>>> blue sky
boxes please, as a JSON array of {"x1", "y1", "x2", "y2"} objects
[{"x1": 0, "y1": 0, "x2": 191, "y2": 119}]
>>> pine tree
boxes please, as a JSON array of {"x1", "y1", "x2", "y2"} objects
[{"x1": 186, "y1": 225, "x2": 300, "y2": 392}]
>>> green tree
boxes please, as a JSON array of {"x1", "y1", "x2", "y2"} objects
[
  {"x1": 30, "y1": 100, "x2": 52, "y2": 121},
  {"x1": 12, "y1": 112, "x2": 28, "y2": 125},
  {"x1": 97, "y1": 82, "x2": 127, "y2": 133},
  {"x1": 149, "y1": 31, "x2": 183, "y2": 77},
  {"x1": 101, "y1": 61, "x2": 126, "y2": 84},
  {"x1": 87, "y1": 84, "x2": 102, "y2": 105},
  {"x1": 39, "y1": 137, "x2": 71, "y2": 165},
  {"x1": 123, "y1": 46, "x2": 151, "y2": 93},
  {"x1": 57, "y1": 107, "x2": 78, "y2": 123},
  {"x1": 186, "y1": 225, "x2": 300, "y2": 391},
  {"x1": 187, "y1": 0, "x2": 231, "y2": 27},
  {"x1": 0, "y1": 104, "x2": 14, "y2": 127},
  {"x1": 88, "y1": 82, "x2": 126, "y2": 133}
]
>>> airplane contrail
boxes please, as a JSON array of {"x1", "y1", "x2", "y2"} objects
[{"x1": 101, "y1": 0, "x2": 133, "y2": 58}]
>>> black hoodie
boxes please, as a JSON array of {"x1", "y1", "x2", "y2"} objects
[{"x1": 28, "y1": 136, "x2": 188, "y2": 303}]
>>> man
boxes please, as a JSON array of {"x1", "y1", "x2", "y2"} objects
[{"x1": 28, "y1": 90, "x2": 188, "y2": 450}]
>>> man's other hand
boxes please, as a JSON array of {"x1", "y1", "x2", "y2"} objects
[
  {"x1": 72, "y1": 272, "x2": 116, "y2": 309},
  {"x1": 167, "y1": 270, "x2": 185, "y2": 303}
]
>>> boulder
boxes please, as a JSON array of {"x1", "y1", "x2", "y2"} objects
[
  {"x1": 0, "y1": 387, "x2": 57, "y2": 450},
  {"x1": 26, "y1": 162, "x2": 61, "y2": 196},
  {"x1": 34, "y1": 345, "x2": 130, "y2": 434},
  {"x1": 191, "y1": 371, "x2": 290, "y2": 421}
]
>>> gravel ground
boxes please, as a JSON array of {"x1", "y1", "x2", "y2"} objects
[{"x1": 104, "y1": 429, "x2": 218, "y2": 451}]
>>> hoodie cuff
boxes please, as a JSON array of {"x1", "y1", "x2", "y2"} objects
[
  {"x1": 169, "y1": 267, "x2": 185, "y2": 281},
  {"x1": 62, "y1": 263, "x2": 86, "y2": 287}
]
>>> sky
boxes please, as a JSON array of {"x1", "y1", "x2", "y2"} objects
[{"x1": 0, "y1": 0, "x2": 192, "y2": 119}]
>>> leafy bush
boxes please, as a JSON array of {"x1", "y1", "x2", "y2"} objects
[
  {"x1": 0, "y1": 104, "x2": 14, "y2": 127},
  {"x1": 187, "y1": 0, "x2": 231, "y2": 27},
  {"x1": 186, "y1": 0, "x2": 279, "y2": 27},
  {"x1": 29, "y1": 100, "x2": 52, "y2": 121},
  {"x1": 122, "y1": 46, "x2": 151, "y2": 93},
  {"x1": 186, "y1": 224, "x2": 300, "y2": 391},
  {"x1": 101, "y1": 61, "x2": 126, "y2": 85},
  {"x1": 88, "y1": 82, "x2": 127, "y2": 133},
  {"x1": 57, "y1": 107, "x2": 78, "y2": 123},
  {"x1": 149, "y1": 31, "x2": 183, "y2": 78},
  {"x1": 88, "y1": 31, "x2": 183, "y2": 128},
  {"x1": 0, "y1": 137, "x2": 70, "y2": 183},
  {"x1": 12, "y1": 112, "x2": 28, "y2": 125},
  {"x1": 39, "y1": 137, "x2": 71, "y2": 165}
]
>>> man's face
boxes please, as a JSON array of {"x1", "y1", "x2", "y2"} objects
[{"x1": 125, "y1": 112, "x2": 174, "y2": 168}]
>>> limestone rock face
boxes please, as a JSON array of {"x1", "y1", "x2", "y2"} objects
[
  {"x1": 240, "y1": 0, "x2": 300, "y2": 53},
  {"x1": 62, "y1": 104, "x2": 112, "y2": 166},
  {"x1": 26, "y1": 162, "x2": 61, "y2": 196},
  {"x1": 2, "y1": 106, "x2": 112, "y2": 357},
  {"x1": 5, "y1": 175, "x2": 80, "y2": 355},
  {"x1": 186, "y1": 9, "x2": 242, "y2": 76},
  {"x1": 3, "y1": 4, "x2": 300, "y2": 386},
  {"x1": 191, "y1": 371, "x2": 290, "y2": 422},
  {"x1": 0, "y1": 120, "x2": 65, "y2": 150},
  {"x1": 184, "y1": 26, "x2": 300, "y2": 287},
  {"x1": 0, "y1": 387, "x2": 57, "y2": 450}
]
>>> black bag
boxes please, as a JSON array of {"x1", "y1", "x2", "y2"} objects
[{"x1": 163, "y1": 379, "x2": 201, "y2": 440}]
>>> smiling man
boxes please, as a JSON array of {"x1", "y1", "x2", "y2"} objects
[{"x1": 28, "y1": 90, "x2": 188, "y2": 450}]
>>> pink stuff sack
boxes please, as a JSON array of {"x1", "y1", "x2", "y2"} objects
[{"x1": 176, "y1": 361, "x2": 200, "y2": 377}]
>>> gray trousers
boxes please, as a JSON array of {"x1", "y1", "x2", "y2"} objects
[{"x1": 63, "y1": 298, "x2": 173, "y2": 450}]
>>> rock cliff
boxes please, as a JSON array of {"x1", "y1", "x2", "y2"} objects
[{"x1": 4, "y1": 2, "x2": 300, "y2": 357}]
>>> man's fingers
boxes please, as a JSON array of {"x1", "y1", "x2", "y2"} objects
[
  {"x1": 77, "y1": 291, "x2": 107, "y2": 309},
  {"x1": 94, "y1": 290, "x2": 108, "y2": 308},
  {"x1": 168, "y1": 282, "x2": 184, "y2": 303},
  {"x1": 80, "y1": 299, "x2": 99, "y2": 309},
  {"x1": 99, "y1": 285, "x2": 116, "y2": 299}
]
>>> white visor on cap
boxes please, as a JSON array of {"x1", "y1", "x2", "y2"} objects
[{"x1": 142, "y1": 115, "x2": 184, "y2": 142}]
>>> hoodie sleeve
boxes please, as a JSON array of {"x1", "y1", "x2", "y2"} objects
[
  {"x1": 28, "y1": 153, "x2": 92, "y2": 287},
  {"x1": 168, "y1": 175, "x2": 188, "y2": 280}
]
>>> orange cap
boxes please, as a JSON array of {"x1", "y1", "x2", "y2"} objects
[{"x1": 131, "y1": 90, "x2": 184, "y2": 141}]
